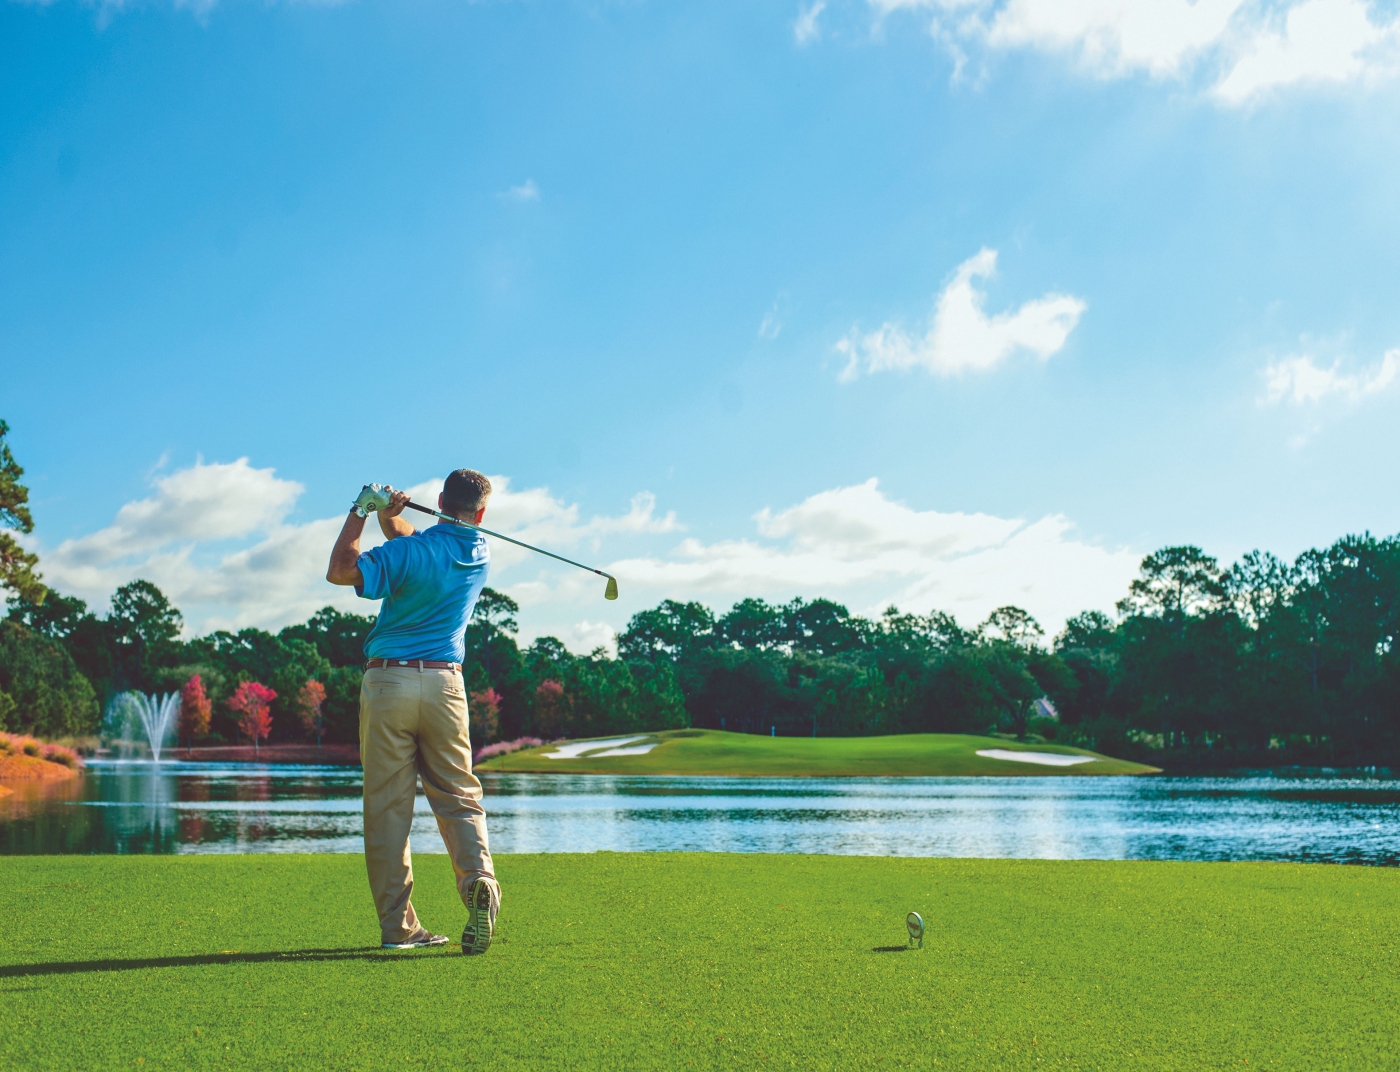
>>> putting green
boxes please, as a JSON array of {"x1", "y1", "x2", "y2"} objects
[
  {"x1": 3, "y1": 853, "x2": 1396, "y2": 1070},
  {"x1": 477, "y1": 728, "x2": 1158, "y2": 776}
]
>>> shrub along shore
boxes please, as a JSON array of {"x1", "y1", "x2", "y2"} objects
[
  {"x1": 0, "y1": 731, "x2": 80, "y2": 781},
  {"x1": 2, "y1": 852, "x2": 1397, "y2": 1071}
]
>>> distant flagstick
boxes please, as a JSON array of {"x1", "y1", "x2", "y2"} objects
[{"x1": 402, "y1": 500, "x2": 619, "y2": 601}]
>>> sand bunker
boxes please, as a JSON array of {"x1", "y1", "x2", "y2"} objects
[
  {"x1": 975, "y1": 748, "x2": 1096, "y2": 767},
  {"x1": 543, "y1": 736, "x2": 652, "y2": 759},
  {"x1": 587, "y1": 743, "x2": 658, "y2": 757}
]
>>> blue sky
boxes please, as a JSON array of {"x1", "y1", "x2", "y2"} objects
[{"x1": 3, "y1": 0, "x2": 1399, "y2": 648}]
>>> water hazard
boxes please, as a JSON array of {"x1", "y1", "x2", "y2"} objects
[{"x1": 4, "y1": 761, "x2": 1400, "y2": 864}]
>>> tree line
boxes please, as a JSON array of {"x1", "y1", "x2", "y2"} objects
[
  {"x1": 1, "y1": 424, "x2": 1397, "y2": 765},
  {"x1": 0, "y1": 580, "x2": 691, "y2": 748},
  {"x1": 3, "y1": 534, "x2": 1398, "y2": 766}
]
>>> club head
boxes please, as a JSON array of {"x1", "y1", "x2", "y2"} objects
[{"x1": 604, "y1": 576, "x2": 619, "y2": 601}]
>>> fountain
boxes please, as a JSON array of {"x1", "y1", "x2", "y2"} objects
[{"x1": 103, "y1": 691, "x2": 181, "y2": 761}]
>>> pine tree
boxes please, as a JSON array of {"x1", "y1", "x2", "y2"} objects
[{"x1": 0, "y1": 421, "x2": 44, "y2": 604}]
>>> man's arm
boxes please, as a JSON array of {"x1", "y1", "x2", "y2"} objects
[
  {"x1": 377, "y1": 489, "x2": 415, "y2": 541},
  {"x1": 327, "y1": 512, "x2": 367, "y2": 587}
]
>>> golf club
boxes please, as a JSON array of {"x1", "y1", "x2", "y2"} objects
[{"x1": 398, "y1": 500, "x2": 619, "y2": 601}]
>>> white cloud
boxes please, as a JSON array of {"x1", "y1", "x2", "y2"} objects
[
  {"x1": 35, "y1": 463, "x2": 1136, "y2": 651},
  {"x1": 989, "y1": 0, "x2": 1245, "y2": 76},
  {"x1": 868, "y1": 0, "x2": 983, "y2": 13},
  {"x1": 795, "y1": 1, "x2": 827, "y2": 44},
  {"x1": 607, "y1": 478, "x2": 1140, "y2": 632},
  {"x1": 49, "y1": 458, "x2": 302, "y2": 571},
  {"x1": 1260, "y1": 349, "x2": 1400, "y2": 405},
  {"x1": 500, "y1": 179, "x2": 540, "y2": 203},
  {"x1": 568, "y1": 620, "x2": 619, "y2": 656},
  {"x1": 869, "y1": 0, "x2": 1400, "y2": 104},
  {"x1": 836, "y1": 248, "x2": 1085, "y2": 380},
  {"x1": 1215, "y1": 0, "x2": 1398, "y2": 103},
  {"x1": 35, "y1": 461, "x2": 675, "y2": 641}
]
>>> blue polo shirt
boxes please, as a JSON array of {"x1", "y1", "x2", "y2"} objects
[{"x1": 356, "y1": 523, "x2": 490, "y2": 663}]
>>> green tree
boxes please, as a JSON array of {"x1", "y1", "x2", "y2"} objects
[
  {"x1": 1055, "y1": 611, "x2": 1115, "y2": 653},
  {"x1": 0, "y1": 421, "x2": 44, "y2": 605},
  {"x1": 1117, "y1": 546, "x2": 1226, "y2": 623},
  {"x1": 1053, "y1": 611, "x2": 1121, "y2": 743},
  {"x1": 618, "y1": 601, "x2": 715, "y2": 661},
  {"x1": 7, "y1": 590, "x2": 87, "y2": 639},
  {"x1": 466, "y1": 588, "x2": 520, "y2": 683},
  {"x1": 978, "y1": 606, "x2": 1045, "y2": 649},
  {"x1": 279, "y1": 606, "x2": 377, "y2": 667},
  {"x1": 716, "y1": 598, "x2": 784, "y2": 650},
  {"x1": 684, "y1": 647, "x2": 794, "y2": 734},
  {"x1": 779, "y1": 598, "x2": 869, "y2": 656},
  {"x1": 0, "y1": 621, "x2": 99, "y2": 737},
  {"x1": 109, "y1": 580, "x2": 184, "y2": 690}
]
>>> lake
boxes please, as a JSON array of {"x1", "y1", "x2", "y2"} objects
[{"x1": 4, "y1": 760, "x2": 1400, "y2": 864}]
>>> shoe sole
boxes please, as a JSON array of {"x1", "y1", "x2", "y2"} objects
[
  {"x1": 381, "y1": 935, "x2": 449, "y2": 950},
  {"x1": 462, "y1": 880, "x2": 494, "y2": 956}
]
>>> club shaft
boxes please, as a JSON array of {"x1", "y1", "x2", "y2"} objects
[{"x1": 401, "y1": 501, "x2": 615, "y2": 581}]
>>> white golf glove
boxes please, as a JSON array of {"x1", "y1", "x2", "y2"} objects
[{"x1": 352, "y1": 483, "x2": 393, "y2": 517}]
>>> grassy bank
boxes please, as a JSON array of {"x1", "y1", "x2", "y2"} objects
[
  {"x1": 477, "y1": 728, "x2": 1158, "y2": 776},
  {"x1": 3, "y1": 853, "x2": 1396, "y2": 1070}
]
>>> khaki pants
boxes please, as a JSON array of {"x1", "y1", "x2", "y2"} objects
[{"x1": 359, "y1": 665, "x2": 496, "y2": 943}]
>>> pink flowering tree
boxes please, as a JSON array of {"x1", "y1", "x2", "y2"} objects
[
  {"x1": 295, "y1": 679, "x2": 327, "y2": 747},
  {"x1": 533, "y1": 679, "x2": 569, "y2": 738},
  {"x1": 179, "y1": 674, "x2": 212, "y2": 753},
  {"x1": 227, "y1": 681, "x2": 277, "y2": 750},
  {"x1": 468, "y1": 687, "x2": 502, "y2": 744}
]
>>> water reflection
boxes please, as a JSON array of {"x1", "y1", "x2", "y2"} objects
[
  {"x1": 0, "y1": 761, "x2": 364, "y2": 854},
  {"x1": 3, "y1": 762, "x2": 1400, "y2": 864}
]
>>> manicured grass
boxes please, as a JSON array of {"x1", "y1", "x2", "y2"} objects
[
  {"x1": 478, "y1": 728, "x2": 1158, "y2": 776},
  {"x1": 3, "y1": 853, "x2": 1396, "y2": 1070}
]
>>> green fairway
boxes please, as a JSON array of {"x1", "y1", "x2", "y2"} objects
[
  {"x1": 478, "y1": 728, "x2": 1158, "y2": 776},
  {"x1": 2, "y1": 854, "x2": 1395, "y2": 1070}
]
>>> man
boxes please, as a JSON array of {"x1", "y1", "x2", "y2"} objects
[{"x1": 326, "y1": 469, "x2": 501, "y2": 954}]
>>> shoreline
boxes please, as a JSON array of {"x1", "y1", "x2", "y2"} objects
[{"x1": 123, "y1": 744, "x2": 364, "y2": 766}]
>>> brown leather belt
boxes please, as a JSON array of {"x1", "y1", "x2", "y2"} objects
[{"x1": 365, "y1": 658, "x2": 462, "y2": 672}]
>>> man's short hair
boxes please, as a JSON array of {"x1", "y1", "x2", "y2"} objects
[{"x1": 442, "y1": 469, "x2": 492, "y2": 518}]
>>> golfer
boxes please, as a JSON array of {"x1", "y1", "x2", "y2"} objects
[{"x1": 326, "y1": 469, "x2": 501, "y2": 954}]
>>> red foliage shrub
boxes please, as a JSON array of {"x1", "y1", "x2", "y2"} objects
[
  {"x1": 40, "y1": 743, "x2": 79, "y2": 768},
  {"x1": 533, "y1": 679, "x2": 569, "y2": 737},
  {"x1": 227, "y1": 681, "x2": 277, "y2": 748},
  {"x1": 180, "y1": 674, "x2": 212, "y2": 747},
  {"x1": 295, "y1": 679, "x2": 327, "y2": 745},
  {"x1": 469, "y1": 687, "x2": 502, "y2": 744},
  {"x1": 474, "y1": 736, "x2": 543, "y2": 762},
  {"x1": 0, "y1": 733, "x2": 82, "y2": 770}
]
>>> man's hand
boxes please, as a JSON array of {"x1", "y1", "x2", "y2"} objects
[
  {"x1": 352, "y1": 484, "x2": 393, "y2": 518},
  {"x1": 382, "y1": 489, "x2": 411, "y2": 518},
  {"x1": 378, "y1": 488, "x2": 416, "y2": 540}
]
